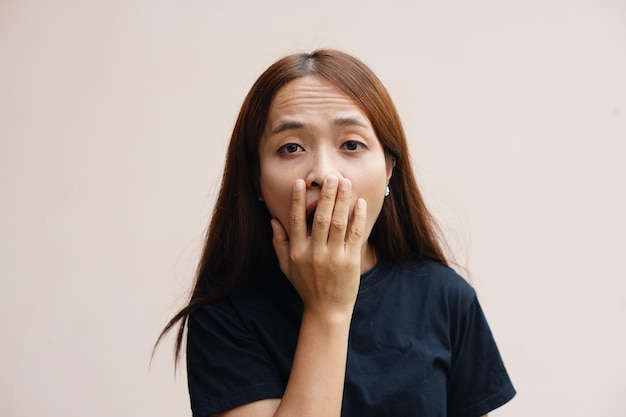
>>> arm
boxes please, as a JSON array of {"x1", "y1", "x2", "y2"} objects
[
  {"x1": 214, "y1": 309, "x2": 351, "y2": 417},
  {"x1": 217, "y1": 177, "x2": 364, "y2": 417}
]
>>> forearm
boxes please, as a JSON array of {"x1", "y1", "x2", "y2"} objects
[{"x1": 274, "y1": 308, "x2": 352, "y2": 417}]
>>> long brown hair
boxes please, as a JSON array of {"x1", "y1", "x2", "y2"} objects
[{"x1": 156, "y1": 49, "x2": 448, "y2": 362}]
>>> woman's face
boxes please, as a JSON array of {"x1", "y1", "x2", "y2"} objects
[{"x1": 258, "y1": 76, "x2": 392, "y2": 256}]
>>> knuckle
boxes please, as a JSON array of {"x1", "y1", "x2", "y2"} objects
[
  {"x1": 289, "y1": 212, "x2": 304, "y2": 225},
  {"x1": 313, "y1": 212, "x2": 330, "y2": 226},
  {"x1": 289, "y1": 248, "x2": 304, "y2": 264},
  {"x1": 349, "y1": 224, "x2": 364, "y2": 240},
  {"x1": 328, "y1": 252, "x2": 345, "y2": 265},
  {"x1": 330, "y1": 218, "x2": 347, "y2": 232},
  {"x1": 288, "y1": 252, "x2": 298, "y2": 264},
  {"x1": 311, "y1": 252, "x2": 325, "y2": 265}
]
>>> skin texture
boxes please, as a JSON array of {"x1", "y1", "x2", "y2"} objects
[
  {"x1": 213, "y1": 77, "x2": 386, "y2": 417},
  {"x1": 258, "y1": 76, "x2": 393, "y2": 274},
  {"x1": 215, "y1": 76, "x2": 489, "y2": 417}
]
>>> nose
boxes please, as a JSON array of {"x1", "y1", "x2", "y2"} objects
[{"x1": 304, "y1": 150, "x2": 342, "y2": 189}]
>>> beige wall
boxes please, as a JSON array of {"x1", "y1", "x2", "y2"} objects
[{"x1": 1, "y1": 0, "x2": 625, "y2": 416}]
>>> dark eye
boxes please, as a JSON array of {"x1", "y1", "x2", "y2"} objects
[
  {"x1": 278, "y1": 143, "x2": 304, "y2": 154},
  {"x1": 342, "y1": 140, "x2": 365, "y2": 151}
]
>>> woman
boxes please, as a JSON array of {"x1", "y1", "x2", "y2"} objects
[{"x1": 158, "y1": 49, "x2": 515, "y2": 417}]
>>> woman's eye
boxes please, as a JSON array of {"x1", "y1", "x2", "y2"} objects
[
  {"x1": 278, "y1": 143, "x2": 304, "y2": 154},
  {"x1": 342, "y1": 140, "x2": 365, "y2": 151}
]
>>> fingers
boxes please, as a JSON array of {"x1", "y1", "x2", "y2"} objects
[
  {"x1": 326, "y1": 178, "x2": 352, "y2": 248},
  {"x1": 346, "y1": 198, "x2": 366, "y2": 257},
  {"x1": 283, "y1": 175, "x2": 364, "y2": 256},
  {"x1": 275, "y1": 176, "x2": 365, "y2": 311},
  {"x1": 310, "y1": 176, "x2": 339, "y2": 245},
  {"x1": 288, "y1": 179, "x2": 307, "y2": 243}
]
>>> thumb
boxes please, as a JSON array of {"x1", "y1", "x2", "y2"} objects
[{"x1": 270, "y1": 218, "x2": 290, "y2": 276}]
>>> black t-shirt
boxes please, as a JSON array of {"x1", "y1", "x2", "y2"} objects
[{"x1": 186, "y1": 260, "x2": 516, "y2": 416}]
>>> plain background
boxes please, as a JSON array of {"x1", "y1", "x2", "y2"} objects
[{"x1": 1, "y1": 0, "x2": 625, "y2": 416}]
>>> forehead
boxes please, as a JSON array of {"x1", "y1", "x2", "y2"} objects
[{"x1": 268, "y1": 76, "x2": 369, "y2": 121}]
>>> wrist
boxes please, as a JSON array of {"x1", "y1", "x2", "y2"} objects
[{"x1": 301, "y1": 305, "x2": 355, "y2": 328}]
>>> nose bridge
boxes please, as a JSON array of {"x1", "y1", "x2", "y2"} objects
[{"x1": 305, "y1": 144, "x2": 341, "y2": 187}]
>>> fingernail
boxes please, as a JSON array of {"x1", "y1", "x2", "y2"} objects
[
  {"x1": 294, "y1": 179, "x2": 304, "y2": 190},
  {"x1": 339, "y1": 178, "x2": 349, "y2": 191},
  {"x1": 325, "y1": 176, "x2": 337, "y2": 187},
  {"x1": 357, "y1": 198, "x2": 365, "y2": 208}
]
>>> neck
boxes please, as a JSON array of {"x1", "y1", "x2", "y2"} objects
[{"x1": 360, "y1": 243, "x2": 377, "y2": 275}]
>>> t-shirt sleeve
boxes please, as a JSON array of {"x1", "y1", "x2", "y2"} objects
[
  {"x1": 446, "y1": 292, "x2": 516, "y2": 417},
  {"x1": 186, "y1": 297, "x2": 284, "y2": 417}
]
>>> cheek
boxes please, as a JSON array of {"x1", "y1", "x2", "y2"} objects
[
  {"x1": 259, "y1": 173, "x2": 291, "y2": 218},
  {"x1": 358, "y1": 170, "x2": 389, "y2": 227},
  {"x1": 365, "y1": 191, "x2": 386, "y2": 226}
]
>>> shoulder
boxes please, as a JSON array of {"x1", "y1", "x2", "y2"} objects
[
  {"x1": 188, "y1": 270, "x2": 301, "y2": 338},
  {"x1": 394, "y1": 259, "x2": 465, "y2": 280},
  {"x1": 192, "y1": 268, "x2": 298, "y2": 311},
  {"x1": 384, "y1": 259, "x2": 477, "y2": 313},
  {"x1": 394, "y1": 260, "x2": 474, "y2": 294}
]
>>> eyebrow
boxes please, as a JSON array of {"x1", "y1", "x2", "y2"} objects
[
  {"x1": 270, "y1": 121, "x2": 305, "y2": 134},
  {"x1": 270, "y1": 116, "x2": 369, "y2": 134},
  {"x1": 333, "y1": 116, "x2": 369, "y2": 128}
]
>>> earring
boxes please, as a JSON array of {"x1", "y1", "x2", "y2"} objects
[
  {"x1": 385, "y1": 186, "x2": 390, "y2": 197},
  {"x1": 257, "y1": 193, "x2": 263, "y2": 201}
]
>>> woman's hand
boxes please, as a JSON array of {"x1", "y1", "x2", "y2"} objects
[{"x1": 270, "y1": 176, "x2": 367, "y2": 318}]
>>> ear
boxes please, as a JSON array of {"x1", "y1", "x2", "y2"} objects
[{"x1": 385, "y1": 155, "x2": 395, "y2": 183}]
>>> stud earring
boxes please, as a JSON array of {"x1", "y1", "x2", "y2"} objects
[{"x1": 385, "y1": 186, "x2": 390, "y2": 197}]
